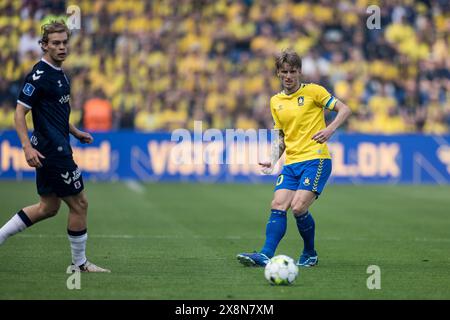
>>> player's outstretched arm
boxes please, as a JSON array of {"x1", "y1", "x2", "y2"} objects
[
  {"x1": 14, "y1": 104, "x2": 45, "y2": 168},
  {"x1": 69, "y1": 123, "x2": 94, "y2": 144},
  {"x1": 312, "y1": 101, "x2": 352, "y2": 144},
  {"x1": 259, "y1": 129, "x2": 285, "y2": 174}
]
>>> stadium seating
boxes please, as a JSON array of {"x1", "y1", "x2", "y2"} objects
[{"x1": 0, "y1": 0, "x2": 448, "y2": 133}]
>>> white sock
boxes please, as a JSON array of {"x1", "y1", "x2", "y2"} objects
[
  {"x1": 68, "y1": 230, "x2": 88, "y2": 266},
  {"x1": 0, "y1": 211, "x2": 31, "y2": 245}
]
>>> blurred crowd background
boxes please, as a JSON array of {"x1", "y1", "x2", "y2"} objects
[{"x1": 0, "y1": 0, "x2": 449, "y2": 134}]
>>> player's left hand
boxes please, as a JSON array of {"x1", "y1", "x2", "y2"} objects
[
  {"x1": 259, "y1": 161, "x2": 273, "y2": 175},
  {"x1": 312, "y1": 128, "x2": 334, "y2": 144},
  {"x1": 76, "y1": 131, "x2": 94, "y2": 144}
]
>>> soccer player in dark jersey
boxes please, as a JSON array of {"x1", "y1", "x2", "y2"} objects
[{"x1": 0, "y1": 21, "x2": 110, "y2": 272}]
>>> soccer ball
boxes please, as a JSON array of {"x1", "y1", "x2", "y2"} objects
[{"x1": 264, "y1": 255, "x2": 299, "y2": 285}]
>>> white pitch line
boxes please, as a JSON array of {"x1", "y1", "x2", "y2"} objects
[
  {"x1": 14, "y1": 234, "x2": 450, "y2": 243},
  {"x1": 124, "y1": 180, "x2": 145, "y2": 194}
]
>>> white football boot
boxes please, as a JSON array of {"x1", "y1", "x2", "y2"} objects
[{"x1": 67, "y1": 260, "x2": 111, "y2": 273}]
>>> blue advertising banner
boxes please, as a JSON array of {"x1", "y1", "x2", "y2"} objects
[{"x1": 0, "y1": 130, "x2": 449, "y2": 184}]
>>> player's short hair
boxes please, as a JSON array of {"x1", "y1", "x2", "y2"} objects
[
  {"x1": 275, "y1": 49, "x2": 302, "y2": 71},
  {"x1": 39, "y1": 20, "x2": 70, "y2": 52}
]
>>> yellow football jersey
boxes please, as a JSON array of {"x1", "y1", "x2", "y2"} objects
[{"x1": 270, "y1": 83, "x2": 337, "y2": 165}]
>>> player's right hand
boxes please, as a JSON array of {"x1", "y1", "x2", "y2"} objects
[
  {"x1": 258, "y1": 161, "x2": 273, "y2": 175},
  {"x1": 24, "y1": 146, "x2": 45, "y2": 168}
]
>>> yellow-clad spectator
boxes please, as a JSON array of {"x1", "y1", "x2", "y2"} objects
[
  {"x1": 250, "y1": 24, "x2": 277, "y2": 55},
  {"x1": 376, "y1": 112, "x2": 411, "y2": 134},
  {"x1": 211, "y1": 106, "x2": 233, "y2": 130},
  {"x1": 348, "y1": 110, "x2": 376, "y2": 133},
  {"x1": 159, "y1": 105, "x2": 188, "y2": 132},
  {"x1": 227, "y1": 14, "x2": 256, "y2": 43},
  {"x1": 0, "y1": 104, "x2": 15, "y2": 129},
  {"x1": 235, "y1": 111, "x2": 259, "y2": 130},
  {"x1": 423, "y1": 96, "x2": 449, "y2": 135},
  {"x1": 205, "y1": 89, "x2": 236, "y2": 115},
  {"x1": 368, "y1": 89, "x2": 397, "y2": 118},
  {"x1": 135, "y1": 105, "x2": 163, "y2": 131}
]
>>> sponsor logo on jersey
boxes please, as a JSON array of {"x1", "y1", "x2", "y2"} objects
[
  {"x1": 72, "y1": 168, "x2": 81, "y2": 180},
  {"x1": 59, "y1": 94, "x2": 70, "y2": 104}
]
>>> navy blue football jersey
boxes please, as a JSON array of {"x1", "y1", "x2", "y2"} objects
[{"x1": 17, "y1": 58, "x2": 73, "y2": 159}]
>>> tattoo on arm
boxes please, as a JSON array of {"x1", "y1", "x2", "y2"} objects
[{"x1": 271, "y1": 130, "x2": 285, "y2": 165}]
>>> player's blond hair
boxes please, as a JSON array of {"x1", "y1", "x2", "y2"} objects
[
  {"x1": 39, "y1": 20, "x2": 70, "y2": 53},
  {"x1": 275, "y1": 49, "x2": 302, "y2": 71}
]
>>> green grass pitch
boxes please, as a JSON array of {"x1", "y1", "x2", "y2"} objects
[{"x1": 0, "y1": 181, "x2": 449, "y2": 299}]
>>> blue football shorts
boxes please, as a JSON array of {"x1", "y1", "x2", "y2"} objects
[{"x1": 274, "y1": 158, "x2": 332, "y2": 195}]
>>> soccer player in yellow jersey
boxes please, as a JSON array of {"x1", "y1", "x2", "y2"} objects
[{"x1": 237, "y1": 50, "x2": 351, "y2": 267}]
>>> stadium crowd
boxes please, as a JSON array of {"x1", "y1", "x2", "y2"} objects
[{"x1": 0, "y1": 0, "x2": 448, "y2": 133}]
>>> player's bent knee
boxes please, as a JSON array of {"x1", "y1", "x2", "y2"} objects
[
  {"x1": 79, "y1": 198, "x2": 88, "y2": 211},
  {"x1": 39, "y1": 205, "x2": 60, "y2": 218},
  {"x1": 46, "y1": 208, "x2": 59, "y2": 217},
  {"x1": 291, "y1": 201, "x2": 309, "y2": 216},
  {"x1": 69, "y1": 194, "x2": 88, "y2": 212},
  {"x1": 271, "y1": 199, "x2": 289, "y2": 211},
  {"x1": 73, "y1": 196, "x2": 88, "y2": 215}
]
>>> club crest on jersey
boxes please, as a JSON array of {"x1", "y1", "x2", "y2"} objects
[
  {"x1": 303, "y1": 177, "x2": 310, "y2": 186},
  {"x1": 298, "y1": 96, "x2": 304, "y2": 106},
  {"x1": 23, "y1": 83, "x2": 35, "y2": 96}
]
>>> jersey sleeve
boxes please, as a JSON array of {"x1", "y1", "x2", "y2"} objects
[
  {"x1": 270, "y1": 97, "x2": 282, "y2": 130},
  {"x1": 313, "y1": 84, "x2": 337, "y2": 111},
  {"x1": 17, "y1": 74, "x2": 41, "y2": 109}
]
